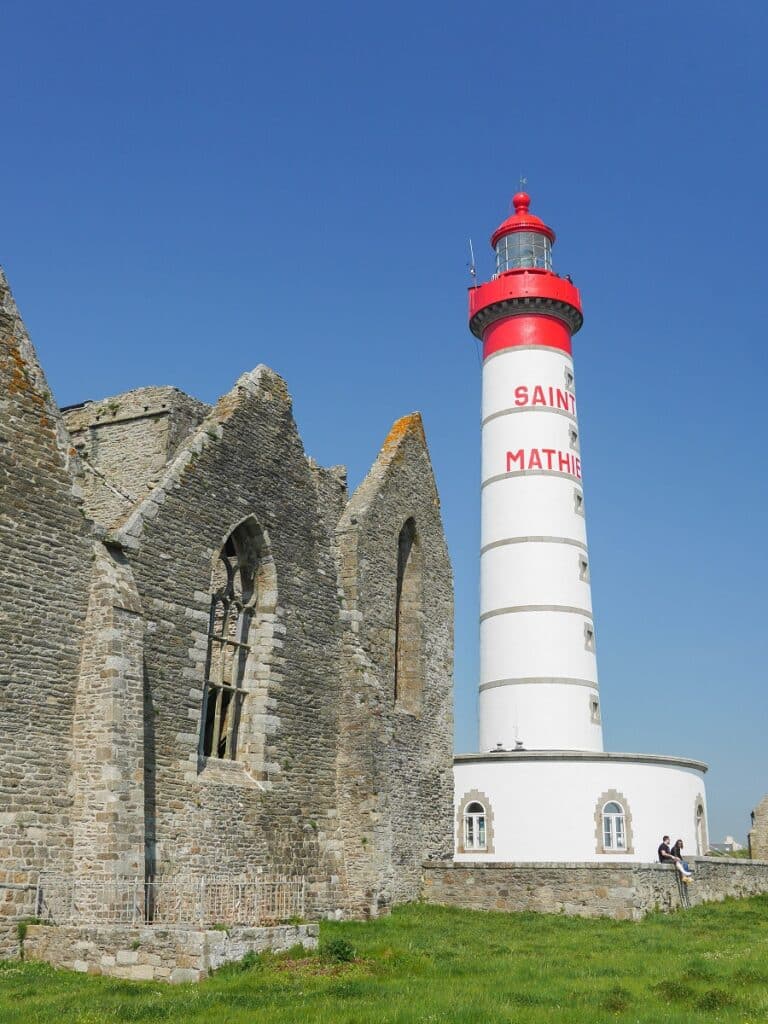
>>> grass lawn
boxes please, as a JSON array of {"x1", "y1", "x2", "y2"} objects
[{"x1": 1, "y1": 897, "x2": 768, "y2": 1023}]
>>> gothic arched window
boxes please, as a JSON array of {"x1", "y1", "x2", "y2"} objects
[
  {"x1": 394, "y1": 518, "x2": 424, "y2": 714},
  {"x1": 200, "y1": 519, "x2": 273, "y2": 761}
]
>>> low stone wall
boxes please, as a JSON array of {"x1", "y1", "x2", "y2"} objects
[
  {"x1": 0, "y1": 880, "x2": 37, "y2": 958},
  {"x1": 23, "y1": 922, "x2": 319, "y2": 982},
  {"x1": 422, "y1": 858, "x2": 768, "y2": 921}
]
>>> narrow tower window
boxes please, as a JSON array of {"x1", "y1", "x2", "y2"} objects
[
  {"x1": 394, "y1": 517, "x2": 424, "y2": 714},
  {"x1": 590, "y1": 696, "x2": 601, "y2": 723}
]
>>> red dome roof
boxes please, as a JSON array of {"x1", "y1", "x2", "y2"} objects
[{"x1": 490, "y1": 192, "x2": 556, "y2": 248}]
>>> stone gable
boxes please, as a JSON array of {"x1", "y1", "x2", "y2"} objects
[
  {"x1": 335, "y1": 414, "x2": 454, "y2": 914},
  {"x1": 110, "y1": 366, "x2": 348, "y2": 912}
]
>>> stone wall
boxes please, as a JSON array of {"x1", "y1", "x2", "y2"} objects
[
  {"x1": 23, "y1": 921, "x2": 318, "y2": 982},
  {"x1": 335, "y1": 415, "x2": 454, "y2": 916},
  {"x1": 749, "y1": 795, "x2": 768, "y2": 859},
  {"x1": 0, "y1": 271, "x2": 93, "y2": 896},
  {"x1": 0, "y1": 882, "x2": 37, "y2": 958},
  {"x1": 105, "y1": 367, "x2": 347, "y2": 913},
  {"x1": 307, "y1": 458, "x2": 348, "y2": 540},
  {"x1": 422, "y1": 858, "x2": 768, "y2": 921},
  {"x1": 63, "y1": 387, "x2": 209, "y2": 528}
]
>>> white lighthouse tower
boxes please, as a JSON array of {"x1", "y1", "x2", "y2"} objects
[
  {"x1": 476, "y1": 192, "x2": 601, "y2": 754},
  {"x1": 454, "y1": 192, "x2": 710, "y2": 863}
]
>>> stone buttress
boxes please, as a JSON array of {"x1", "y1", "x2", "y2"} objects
[{"x1": 71, "y1": 543, "x2": 145, "y2": 878}]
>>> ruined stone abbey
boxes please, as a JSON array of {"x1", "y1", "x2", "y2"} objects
[{"x1": 0, "y1": 268, "x2": 454, "y2": 952}]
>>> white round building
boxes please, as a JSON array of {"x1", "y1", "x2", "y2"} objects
[{"x1": 454, "y1": 193, "x2": 709, "y2": 863}]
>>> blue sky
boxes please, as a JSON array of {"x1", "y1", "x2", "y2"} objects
[{"x1": 3, "y1": 1, "x2": 766, "y2": 843}]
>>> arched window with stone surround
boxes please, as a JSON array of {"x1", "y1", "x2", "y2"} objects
[
  {"x1": 394, "y1": 517, "x2": 424, "y2": 714},
  {"x1": 464, "y1": 802, "x2": 487, "y2": 851},
  {"x1": 594, "y1": 789, "x2": 634, "y2": 854},
  {"x1": 456, "y1": 790, "x2": 495, "y2": 854},
  {"x1": 199, "y1": 518, "x2": 276, "y2": 762},
  {"x1": 695, "y1": 798, "x2": 707, "y2": 855}
]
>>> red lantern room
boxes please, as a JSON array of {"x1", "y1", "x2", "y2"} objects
[
  {"x1": 491, "y1": 192, "x2": 556, "y2": 272},
  {"x1": 469, "y1": 192, "x2": 583, "y2": 360}
]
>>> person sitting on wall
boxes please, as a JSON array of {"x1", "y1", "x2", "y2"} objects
[
  {"x1": 658, "y1": 834, "x2": 693, "y2": 878},
  {"x1": 670, "y1": 838, "x2": 693, "y2": 877}
]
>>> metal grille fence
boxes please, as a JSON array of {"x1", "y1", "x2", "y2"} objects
[{"x1": 36, "y1": 875, "x2": 306, "y2": 928}]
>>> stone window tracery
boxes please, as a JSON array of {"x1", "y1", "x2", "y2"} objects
[{"x1": 199, "y1": 519, "x2": 275, "y2": 764}]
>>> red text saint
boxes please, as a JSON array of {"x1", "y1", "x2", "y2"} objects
[{"x1": 513, "y1": 385, "x2": 576, "y2": 415}]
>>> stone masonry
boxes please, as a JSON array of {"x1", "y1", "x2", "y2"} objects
[
  {"x1": 63, "y1": 387, "x2": 208, "y2": 527},
  {"x1": 0, "y1": 267, "x2": 455, "y2": 956},
  {"x1": 335, "y1": 415, "x2": 454, "y2": 915},
  {"x1": 71, "y1": 543, "x2": 145, "y2": 878},
  {"x1": 749, "y1": 795, "x2": 768, "y2": 860},
  {"x1": 422, "y1": 858, "x2": 768, "y2": 921},
  {"x1": 0, "y1": 271, "x2": 93, "y2": 953},
  {"x1": 23, "y1": 921, "x2": 319, "y2": 982}
]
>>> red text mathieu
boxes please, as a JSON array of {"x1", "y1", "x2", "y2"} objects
[
  {"x1": 506, "y1": 448, "x2": 582, "y2": 479},
  {"x1": 513, "y1": 385, "x2": 576, "y2": 415}
]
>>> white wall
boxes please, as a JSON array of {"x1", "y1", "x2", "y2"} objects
[
  {"x1": 479, "y1": 342, "x2": 602, "y2": 751},
  {"x1": 479, "y1": 682, "x2": 602, "y2": 753},
  {"x1": 454, "y1": 756, "x2": 708, "y2": 863},
  {"x1": 481, "y1": 475, "x2": 586, "y2": 545}
]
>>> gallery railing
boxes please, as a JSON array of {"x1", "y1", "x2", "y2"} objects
[{"x1": 35, "y1": 874, "x2": 306, "y2": 928}]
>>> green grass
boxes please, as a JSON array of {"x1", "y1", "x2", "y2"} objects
[{"x1": 2, "y1": 897, "x2": 768, "y2": 1023}]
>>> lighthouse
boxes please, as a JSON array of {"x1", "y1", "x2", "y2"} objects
[
  {"x1": 453, "y1": 192, "x2": 709, "y2": 863},
  {"x1": 470, "y1": 191, "x2": 602, "y2": 753}
]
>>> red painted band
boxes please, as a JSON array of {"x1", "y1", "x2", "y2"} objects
[
  {"x1": 482, "y1": 314, "x2": 572, "y2": 360},
  {"x1": 468, "y1": 271, "x2": 582, "y2": 322}
]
